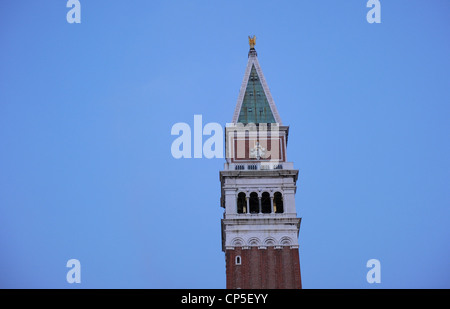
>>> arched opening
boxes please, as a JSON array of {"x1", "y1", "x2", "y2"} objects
[
  {"x1": 237, "y1": 192, "x2": 246, "y2": 214},
  {"x1": 249, "y1": 192, "x2": 259, "y2": 213},
  {"x1": 274, "y1": 192, "x2": 284, "y2": 213},
  {"x1": 261, "y1": 192, "x2": 271, "y2": 213},
  {"x1": 235, "y1": 256, "x2": 241, "y2": 265}
]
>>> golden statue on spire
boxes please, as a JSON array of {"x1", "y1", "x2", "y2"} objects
[{"x1": 248, "y1": 35, "x2": 256, "y2": 49}]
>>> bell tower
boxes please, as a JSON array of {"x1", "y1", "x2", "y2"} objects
[{"x1": 220, "y1": 37, "x2": 302, "y2": 289}]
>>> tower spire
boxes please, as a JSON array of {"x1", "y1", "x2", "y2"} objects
[{"x1": 232, "y1": 37, "x2": 282, "y2": 124}]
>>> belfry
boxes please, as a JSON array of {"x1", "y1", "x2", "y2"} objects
[{"x1": 220, "y1": 37, "x2": 302, "y2": 289}]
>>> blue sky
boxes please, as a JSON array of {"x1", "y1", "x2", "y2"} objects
[{"x1": 0, "y1": 1, "x2": 449, "y2": 288}]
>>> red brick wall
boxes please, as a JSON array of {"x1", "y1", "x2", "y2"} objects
[{"x1": 226, "y1": 246, "x2": 302, "y2": 289}]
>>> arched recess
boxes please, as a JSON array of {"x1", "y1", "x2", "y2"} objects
[
  {"x1": 261, "y1": 192, "x2": 271, "y2": 213},
  {"x1": 237, "y1": 192, "x2": 246, "y2": 214},
  {"x1": 247, "y1": 237, "x2": 261, "y2": 247},
  {"x1": 249, "y1": 192, "x2": 259, "y2": 213},
  {"x1": 280, "y1": 236, "x2": 293, "y2": 246},
  {"x1": 231, "y1": 237, "x2": 245, "y2": 247},
  {"x1": 263, "y1": 237, "x2": 276, "y2": 246},
  {"x1": 274, "y1": 191, "x2": 284, "y2": 213}
]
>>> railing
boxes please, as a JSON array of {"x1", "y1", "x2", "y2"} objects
[{"x1": 230, "y1": 162, "x2": 293, "y2": 171}]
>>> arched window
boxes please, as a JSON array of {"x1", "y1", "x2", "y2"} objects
[
  {"x1": 261, "y1": 192, "x2": 271, "y2": 213},
  {"x1": 235, "y1": 256, "x2": 241, "y2": 265},
  {"x1": 237, "y1": 192, "x2": 246, "y2": 214},
  {"x1": 274, "y1": 192, "x2": 284, "y2": 213},
  {"x1": 249, "y1": 192, "x2": 259, "y2": 213}
]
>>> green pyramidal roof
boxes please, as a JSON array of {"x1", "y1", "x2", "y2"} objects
[
  {"x1": 237, "y1": 65, "x2": 276, "y2": 124},
  {"x1": 232, "y1": 48, "x2": 282, "y2": 125}
]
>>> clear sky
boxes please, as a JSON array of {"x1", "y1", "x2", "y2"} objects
[{"x1": 0, "y1": 1, "x2": 449, "y2": 288}]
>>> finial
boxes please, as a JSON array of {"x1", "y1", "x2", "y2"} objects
[{"x1": 248, "y1": 35, "x2": 256, "y2": 49}]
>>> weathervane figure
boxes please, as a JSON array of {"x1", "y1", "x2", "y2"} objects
[{"x1": 248, "y1": 35, "x2": 256, "y2": 49}]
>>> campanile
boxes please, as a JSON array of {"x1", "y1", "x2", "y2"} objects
[{"x1": 220, "y1": 37, "x2": 302, "y2": 289}]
